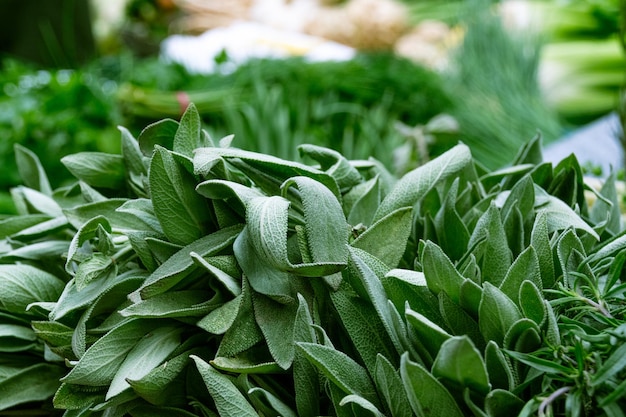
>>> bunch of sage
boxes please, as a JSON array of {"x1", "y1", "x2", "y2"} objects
[{"x1": 0, "y1": 103, "x2": 624, "y2": 416}]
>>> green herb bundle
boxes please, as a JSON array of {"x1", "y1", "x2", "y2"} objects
[{"x1": 1, "y1": 104, "x2": 625, "y2": 416}]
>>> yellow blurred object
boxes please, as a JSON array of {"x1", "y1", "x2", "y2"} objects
[{"x1": 172, "y1": 0, "x2": 409, "y2": 50}]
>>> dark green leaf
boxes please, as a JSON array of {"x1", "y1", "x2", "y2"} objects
[
  {"x1": 253, "y1": 293, "x2": 298, "y2": 369},
  {"x1": 478, "y1": 282, "x2": 522, "y2": 346},
  {"x1": 499, "y1": 246, "x2": 542, "y2": 308},
  {"x1": 432, "y1": 336, "x2": 490, "y2": 395},
  {"x1": 400, "y1": 353, "x2": 464, "y2": 417},
  {"x1": 331, "y1": 290, "x2": 397, "y2": 376},
  {"x1": 374, "y1": 354, "x2": 413, "y2": 417},
  {"x1": 0, "y1": 363, "x2": 65, "y2": 410},
  {"x1": 191, "y1": 355, "x2": 258, "y2": 417}
]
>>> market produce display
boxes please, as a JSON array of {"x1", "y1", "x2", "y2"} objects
[
  {"x1": 1, "y1": 0, "x2": 625, "y2": 415},
  {"x1": 0, "y1": 106, "x2": 625, "y2": 416}
]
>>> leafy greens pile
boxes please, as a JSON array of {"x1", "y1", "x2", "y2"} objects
[{"x1": 1, "y1": 104, "x2": 625, "y2": 416}]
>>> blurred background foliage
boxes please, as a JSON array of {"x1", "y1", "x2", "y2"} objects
[{"x1": 0, "y1": 0, "x2": 624, "y2": 213}]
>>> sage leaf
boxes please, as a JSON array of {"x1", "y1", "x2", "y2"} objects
[
  {"x1": 14, "y1": 186, "x2": 63, "y2": 217},
  {"x1": 345, "y1": 247, "x2": 402, "y2": 354},
  {"x1": 400, "y1": 352, "x2": 464, "y2": 417},
  {"x1": 432, "y1": 336, "x2": 491, "y2": 396},
  {"x1": 530, "y1": 212, "x2": 555, "y2": 288},
  {"x1": 253, "y1": 293, "x2": 298, "y2": 369},
  {"x1": 293, "y1": 294, "x2": 320, "y2": 417},
  {"x1": 534, "y1": 185, "x2": 599, "y2": 240},
  {"x1": 339, "y1": 394, "x2": 386, "y2": 417},
  {"x1": 0, "y1": 363, "x2": 65, "y2": 410},
  {"x1": 106, "y1": 325, "x2": 183, "y2": 399},
  {"x1": 197, "y1": 295, "x2": 242, "y2": 335},
  {"x1": 478, "y1": 282, "x2": 522, "y2": 346},
  {"x1": 405, "y1": 307, "x2": 451, "y2": 362},
  {"x1": 0, "y1": 214, "x2": 51, "y2": 239},
  {"x1": 499, "y1": 246, "x2": 542, "y2": 308},
  {"x1": 134, "y1": 224, "x2": 243, "y2": 300},
  {"x1": 65, "y1": 215, "x2": 112, "y2": 275},
  {"x1": 127, "y1": 350, "x2": 190, "y2": 406},
  {"x1": 14, "y1": 143, "x2": 52, "y2": 195},
  {"x1": 485, "y1": 341, "x2": 515, "y2": 391},
  {"x1": 297, "y1": 342, "x2": 379, "y2": 407},
  {"x1": 345, "y1": 175, "x2": 380, "y2": 227},
  {"x1": 210, "y1": 356, "x2": 282, "y2": 374},
  {"x1": 298, "y1": 144, "x2": 362, "y2": 192},
  {"x1": 281, "y1": 176, "x2": 349, "y2": 267},
  {"x1": 191, "y1": 355, "x2": 258, "y2": 417},
  {"x1": 434, "y1": 178, "x2": 470, "y2": 261},
  {"x1": 64, "y1": 198, "x2": 154, "y2": 233},
  {"x1": 138, "y1": 118, "x2": 179, "y2": 156},
  {"x1": 0, "y1": 324, "x2": 36, "y2": 352},
  {"x1": 374, "y1": 143, "x2": 472, "y2": 221},
  {"x1": 62, "y1": 152, "x2": 126, "y2": 189},
  {"x1": 330, "y1": 290, "x2": 398, "y2": 376},
  {"x1": 421, "y1": 240, "x2": 466, "y2": 304},
  {"x1": 469, "y1": 202, "x2": 512, "y2": 286},
  {"x1": 248, "y1": 387, "x2": 298, "y2": 417},
  {"x1": 173, "y1": 103, "x2": 203, "y2": 157},
  {"x1": 374, "y1": 354, "x2": 413, "y2": 417},
  {"x1": 149, "y1": 146, "x2": 214, "y2": 245},
  {"x1": 216, "y1": 278, "x2": 264, "y2": 357},
  {"x1": 503, "y1": 318, "x2": 542, "y2": 353},
  {"x1": 351, "y1": 206, "x2": 412, "y2": 268},
  {"x1": 194, "y1": 146, "x2": 341, "y2": 198},
  {"x1": 195, "y1": 179, "x2": 264, "y2": 216},
  {"x1": 61, "y1": 319, "x2": 159, "y2": 386},
  {"x1": 485, "y1": 389, "x2": 525, "y2": 417},
  {"x1": 120, "y1": 290, "x2": 216, "y2": 318},
  {"x1": 0, "y1": 264, "x2": 65, "y2": 314}
]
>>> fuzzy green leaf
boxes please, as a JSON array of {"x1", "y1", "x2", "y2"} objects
[
  {"x1": 134, "y1": 224, "x2": 242, "y2": 300},
  {"x1": 149, "y1": 146, "x2": 214, "y2": 245},
  {"x1": 0, "y1": 363, "x2": 65, "y2": 410},
  {"x1": 534, "y1": 186, "x2": 599, "y2": 240},
  {"x1": 61, "y1": 152, "x2": 126, "y2": 189},
  {"x1": 432, "y1": 336, "x2": 491, "y2": 395},
  {"x1": 297, "y1": 342, "x2": 379, "y2": 407},
  {"x1": 138, "y1": 118, "x2": 179, "y2": 156},
  {"x1": 374, "y1": 144, "x2": 472, "y2": 221},
  {"x1": 499, "y1": 246, "x2": 542, "y2": 308},
  {"x1": 478, "y1": 282, "x2": 522, "y2": 346},
  {"x1": 400, "y1": 353, "x2": 464, "y2": 417},
  {"x1": 106, "y1": 326, "x2": 183, "y2": 399},
  {"x1": 61, "y1": 319, "x2": 159, "y2": 386},
  {"x1": 374, "y1": 354, "x2": 413, "y2": 417},
  {"x1": 351, "y1": 206, "x2": 412, "y2": 268},
  {"x1": 469, "y1": 202, "x2": 512, "y2": 286},
  {"x1": 191, "y1": 355, "x2": 258, "y2": 417},
  {"x1": 14, "y1": 143, "x2": 51, "y2": 195},
  {"x1": 0, "y1": 264, "x2": 65, "y2": 314},
  {"x1": 173, "y1": 103, "x2": 203, "y2": 157}
]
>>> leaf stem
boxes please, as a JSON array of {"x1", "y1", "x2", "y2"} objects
[{"x1": 538, "y1": 386, "x2": 573, "y2": 417}]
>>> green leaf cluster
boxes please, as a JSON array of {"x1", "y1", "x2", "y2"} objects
[{"x1": 1, "y1": 105, "x2": 625, "y2": 416}]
